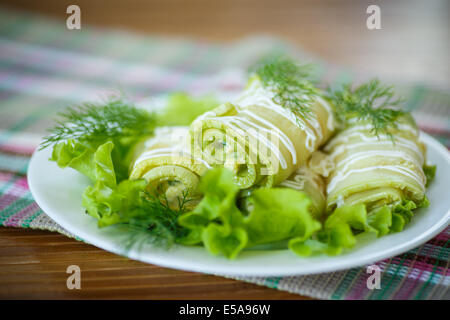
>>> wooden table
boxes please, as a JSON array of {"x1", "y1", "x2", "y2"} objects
[
  {"x1": 0, "y1": 228, "x2": 308, "y2": 299},
  {"x1": 0, "y1": 0, "x2": 448, "y2": 299}
]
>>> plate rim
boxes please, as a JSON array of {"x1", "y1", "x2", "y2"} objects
[{"x1": 27, "y1": 132, "x2": 450, "y2": 276}]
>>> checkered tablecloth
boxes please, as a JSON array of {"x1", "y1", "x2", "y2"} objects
[{"x1": 0, "y1": 6, "x2": 449, "y2": 300}]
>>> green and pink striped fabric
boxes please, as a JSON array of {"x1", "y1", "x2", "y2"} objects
[{"x1": 0, "y1": 6, "x2": 448, "y2": 300}]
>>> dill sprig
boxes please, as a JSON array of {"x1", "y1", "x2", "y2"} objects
[
  {"x1": 249, "y1": 56, "x2": 319, "y2": 120},
  {"x1": 123, "y1": 190, "x2": 193, "y2": 249},
  {"x1": 40, "y1": 99, "x2": 156, "y2": 150},
  {"x1": 329, "y1": 79, "x2": 406, "y2": 138}
]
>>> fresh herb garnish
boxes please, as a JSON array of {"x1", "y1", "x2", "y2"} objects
[
  {"x1": 329, "y1": 79, "x2": 406, "y2": 138},
  {"x1": 124, "y1": 191, "x2": 193, "y2": 249},
  {"x1": 249, "y1": 56, "x2": 319, "y2": 120},
  {"x1": 40, "y1": 99, "x2": 156, "y2": 150}
]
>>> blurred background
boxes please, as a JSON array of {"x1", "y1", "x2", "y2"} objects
[
  {"x1": 2, "y1": 0, "x2": 449, "y2": 87},
  {"x1": 1, "y1": 0, "x2": 448, "y2": 145}
]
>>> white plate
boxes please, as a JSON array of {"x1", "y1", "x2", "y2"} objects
[{"x1": 28, "y1": 132, "x2": 450, "y2": 276}]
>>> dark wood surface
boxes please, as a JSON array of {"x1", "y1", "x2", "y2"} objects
[
  {"x1": 0, "y1": 227, "x2": 308, "y2": 299},
  {"x1": 0, "y1": 0, "x2": 448, "y2": 299}
]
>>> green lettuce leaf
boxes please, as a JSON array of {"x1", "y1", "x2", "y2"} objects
[
  {"x1": 178, "y1": 168, "x2": 321, "y2": 259},
  {"x1": 290, "y1": 196, "x2": 430, "y2": 256},
  {"x1": 290, "y1": 204, "x2": 372, "y2": 256},
  {"x1": 50, "y1": 138, "x2": 136, "y2": 184},
  {"x1": 50, "y1": 139, "x2": 101, "y2": 183},
  {"x1": 50, "y1": 139, "x2": 147, "y2": 226},
  {"x1": 51, "y1": 139, "x2": 120, "y2": 214},
  {"x1": 158, "y1": 92, "x2": 219, "y2": 126},
  {"x1": 390, "y1": 197, "x2": 428, "y2": 232},
  {"x1": 82, "y1": 179, "x2": 148, "y2": 226},
  {"x1": 244, "y1": 189, "x2": 321, "y2": 246},
  {"x1": 423, "y1": 164, "x2": 436, "y2": 187},
  {"x1": 178, "y1": 168, "x2": 246, "y2": 258}
]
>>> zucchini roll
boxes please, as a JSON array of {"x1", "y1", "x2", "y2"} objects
[
  {"x1": 324, "y1": 116, "x2": 429, "y2": 217},
  {"x1": 129, "y1": 126, "x2": 210, "y2": 210},
  {"x1": 190, "y1": 77, "x2": 336, "y2": 189}
]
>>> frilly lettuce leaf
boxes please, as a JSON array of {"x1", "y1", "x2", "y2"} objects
[
  {"x1": 245, "y1": 189, "x2": 321, "y2": 246},
  {"x1": 158, "y1": 93, "x2": 219, "y2": 126},
  {"x1": 290, "y1": 204, "x2": 371, "y2": 256},
  {"x1": 50, "y1": 137, "x2": 134, "y2": 184},
  {"x1": 177, "y1": 168, "x2": 246, "y2": 258},
  {"x1": 50, "y1": 139, "x2": 102, "y2": 183},
  {"x1": 51, "y1": 139, "x2": 150, "y2": 226},
  {"x1": 178, "y1": 168, "x2": 321, "y2": 259},
  {"x1": 390, "y1": 197, "x2": 429, "y2": 232},
  {"x1": 83, "y1": 179, "x2": 148, "y2": 227},
  {"x1": 423, "y1": 164, "x2": 436, "y2": 187},
  {"x1": 290, "y1": 196, "x2": 430, "y2": 256}
]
